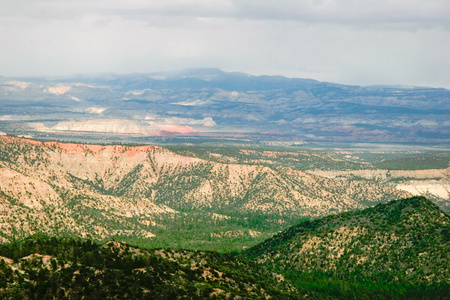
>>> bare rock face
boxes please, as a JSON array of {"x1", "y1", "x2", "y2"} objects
[
  {"x1": 396, "y1": 180, "x2": 449, "y2": 200},
  {"x1": 51, "y1": 119, "x2": 160, "y2": 135},
  {"x1": 307, "y1": 168, "x2": 450, "y2": 211},
  {"x1": 0, "y1": 136, "x2": 412, "y2": 242},
  {"x1": 0, "y1": 168, "x2": 59, "y2": 209}
]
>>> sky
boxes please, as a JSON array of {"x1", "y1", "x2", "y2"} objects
[{"x1": 0, "y1": 0, "x2": 449, "y2": 88}]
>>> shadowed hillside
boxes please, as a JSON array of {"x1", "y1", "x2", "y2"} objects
[
  {"x1": 0, "y1": 235, "x2": 302, "y2": 299},
  {"x1": 245, "y1": 196, "x2": 450, "y2": 299}
]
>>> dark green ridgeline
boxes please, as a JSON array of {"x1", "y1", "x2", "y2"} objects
[
  {"x1": 244, "y1": 196, "x2": 450, "y2": 299},
  {"x1": 0, "y1": 197, "x2": 449, "y2": 299}
]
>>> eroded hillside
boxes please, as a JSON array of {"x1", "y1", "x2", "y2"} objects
[{"x1": 1, "y1": 136, "x2": 446, "y2": 251}]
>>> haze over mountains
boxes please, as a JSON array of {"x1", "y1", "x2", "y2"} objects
[{"x1": 1, "y1": 68, "x2": 449, "y2": 145}]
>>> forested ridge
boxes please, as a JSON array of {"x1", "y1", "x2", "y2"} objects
[
  {"x1": 0, "y1": 197, "x2": 449, "y2": 299},
  {"x1": 245, "y1": 196, "x2": 450, "y2": 299},
  {"x1": 0, "y1": 235, "x2": 302, "y2": 299}
]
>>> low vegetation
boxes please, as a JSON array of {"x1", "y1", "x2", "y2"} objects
[
  {"x1": 0, "y1": 197, "x2": 449, "y2": 299},
  {"x1": 0, "y1": 235, "x2": 301, "y2": 299}
]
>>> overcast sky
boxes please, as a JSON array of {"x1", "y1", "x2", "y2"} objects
[{"x1": 1, "y1": 0, "x2": 449, "y2": 88}]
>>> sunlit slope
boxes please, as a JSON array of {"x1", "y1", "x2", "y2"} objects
[{"x1": 0, "y1": 136, "x2": 410, "y2": 245}]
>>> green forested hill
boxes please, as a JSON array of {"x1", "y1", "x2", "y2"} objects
[
  {"x1": 0, "y1": 197, "x2": 449, "y2": 299},
  {"x1": 0, "y1": 235, "x2": 302, "y2": 299},
  {"x1": 245, "y1": 196, "x2": 450, "y2": 299}
]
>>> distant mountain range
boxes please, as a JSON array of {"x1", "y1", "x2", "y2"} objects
[{"x1": 1, "y1": 68, "x2": 449, "y2": 145}]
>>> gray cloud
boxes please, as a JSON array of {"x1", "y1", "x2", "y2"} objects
[
  {"x1": 231, "y1": 0, "x2": 450, "y2": 28},
  {"x1": 0, "y1": 0, "x2": 449, "y2": 88},
  {"x1": 4, "y1": 0, "x2": 448, "y2": 29}
]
